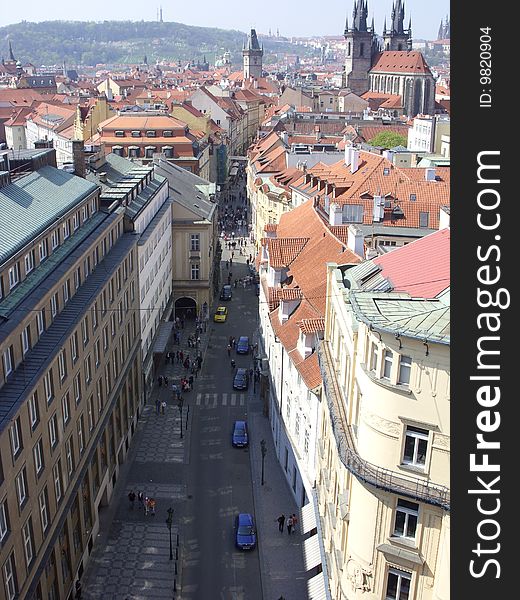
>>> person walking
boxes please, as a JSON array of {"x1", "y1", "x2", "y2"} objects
[
  {"x1": 291, "y1": 513, "x2": 299, "y2": 533},
  {"x1": 276, "y1": 514, "x2": 286, "y2": 533},
  {"x1": 137, "y1": 491, "x2": 144, "y2": 510},
  {"x1": 155, "y1": 398, "x2": 161, "y2": 414},
  {"x1": 144, "y1": 497, "x2": 150, "y2": 516},
  {"x1": 128, "y1": 490, "x2": 136, "y2": 509},
  {"x1": 161, "y1": 400, "x2": 166, "y2": 414},
  {"x1": 149, "y1": 498, "x2": 156, "y2": 515},
  {"x1": 227, "y1": 344, "x2": 232, "y2": 357},
  {"x1": 287, "y1": 515, "x2": 293, "y2": 535}
]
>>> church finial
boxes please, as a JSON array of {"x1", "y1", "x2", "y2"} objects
[
  {"x1": 8, "y1": 39, "x2": 15, "y2": 62},
  {"x1": 344, "y1": 14, "x2": 349, "y2": 34}
]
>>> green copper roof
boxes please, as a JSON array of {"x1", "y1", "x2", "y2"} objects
[{"x1": 0, "y1": 166, "x2": 99, "y2": 265}]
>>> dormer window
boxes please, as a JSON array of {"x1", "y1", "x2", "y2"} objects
[
  {"x1": 383, "y1": 167, "x2": 390, "y2": 176},
  {"x1": 146, "y1": 130, "x2": 156, "y2": 137},
  {"x1": 115, "y1": 131, "x2": 124, "y2": 137},
  {"x1": 163, "y1": 130, "x2": 173, "y2": 137},
  {"x1": 131, "y1": 130, "x2": 141, "y2": 137}
]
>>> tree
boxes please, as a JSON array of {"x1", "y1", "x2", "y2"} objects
[{"x1": 367, "y1": 131, "x2": 408, "y2": 149}]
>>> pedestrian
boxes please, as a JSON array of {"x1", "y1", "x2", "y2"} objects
[
  {"x1": 144, "y1": 497, "x2": 150, "y2": 515},
  {"x1": 158, "y1": 375, "x2": 163, "y2": 387},
  {"x1": 276, "y1": 514, "x2": 285, "y2": 532},
  {"x1": 189, "y1": 375, "x2": 194, "y2": 388},
  {"x1": 287, "y1": 515, "x2": 293, "y2": 535},
  {"x1": 227, "y1": 344, "x2": 232, "y2": 356},
  {"x1": 137, "y1": 491, "x2": 144, "y2": 509},
  {"x1": 232, "y1": 336, "x2": 236, "y2": 347},
  {"x1": 155, "y1": 399, "x2": 161, "y2": 414},
  {"x1": 291, "y1": 513, "x2": 299, "y2": 533},
  {"x1": 161, "y1": 400, "x2": 166, "y2": 414},
  {"x1": 128, "y1": 490, "x2": 136, "y2": 509},
  {"x1": 180, "y1": 351, "x2": 184, "y2": 363},
  {"x1": 164, "y1": 376, "x2": 168, "y2": 386},
  {"x1": 149, "y1": 498, "x2": 156, "y2": 515}
]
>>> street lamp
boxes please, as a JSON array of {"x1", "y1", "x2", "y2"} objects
[
  {"x1": 178, "y1": 396, "x2": 184, "y2": 439},
  {"x1": 166, "y1": 507, "x2": 174, "y2": 560},
  {"x1": 260, "y1": 439, "x2": 267, "y2": 485}
]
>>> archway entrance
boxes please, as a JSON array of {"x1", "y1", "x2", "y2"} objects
[{"x1": 175, "y1": 297, "x2": 197, "y2": 320}]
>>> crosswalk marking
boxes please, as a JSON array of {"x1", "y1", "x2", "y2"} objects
[{"x1": 194, "y1": 392, "x2": 247, "y2": 408}]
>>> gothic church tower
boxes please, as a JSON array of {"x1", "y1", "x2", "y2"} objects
[
  {"x1": 344, "y1": 0, "x2": 375, "y2": 95},
  {"x1": 383, "y1": 0, "x2": 412, "y2": 51},
  {"x1": 243, "y1": 29, "x2": 263, "y2": 80}
]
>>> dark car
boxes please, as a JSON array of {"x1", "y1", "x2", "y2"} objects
[
  {"x1": 235, "y1": 513, "x2": 257, "y2": 550},
  {"x1": 236, "y1": 336, "x2": 249, "y2": 354},
  {"x1": 220, "y1": 284, "x2": 232, "y2": 300},
  {"x1": 232, "y1": 420, "x2": 249, "y2": 447},
  {"x1": 233, "y1": 368, "x2": 249, "y2": 390}
]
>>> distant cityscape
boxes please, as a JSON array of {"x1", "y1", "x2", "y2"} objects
[{"x1": 0, "y1": 2, "x2": 450, "y2": 599}]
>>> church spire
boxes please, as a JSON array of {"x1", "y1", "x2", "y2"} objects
[{"x1": 8, "y1": 40, "x2": 15, "y2": 62}]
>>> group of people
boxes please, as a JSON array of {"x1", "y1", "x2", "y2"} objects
[
  {"x1": 128, "y1": 490, "x2": 156, "y2": 515},
  {"x1": 276, "y1": 513, "x2": 299, "y2": 535}
]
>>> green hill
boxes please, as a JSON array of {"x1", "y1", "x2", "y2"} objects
[{"x1": 0, "y1": 20, "x2": 311, "y2": 68}]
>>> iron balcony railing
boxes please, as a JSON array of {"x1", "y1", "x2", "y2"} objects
[{"x1": 317, "y1": 341, "x2": 450, "y2": 511}]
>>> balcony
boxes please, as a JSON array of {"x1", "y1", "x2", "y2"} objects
[{"x1": 317, "y1": 340, "x2": 450, "y2": 511}]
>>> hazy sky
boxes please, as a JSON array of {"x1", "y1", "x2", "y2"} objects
[{"x1": 0, "y1": 1, "x2": 450, "y2": 40}]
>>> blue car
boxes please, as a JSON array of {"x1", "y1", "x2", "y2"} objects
[
  {"x1": 232, "y1": 420, "x2": 249, "y2": 447},
  {"x1": 235, "y1": 513, "x2": 257, "y2": 550},
  {"x1": 236, "y1": 336, "x2": 249, "y2": 354}
]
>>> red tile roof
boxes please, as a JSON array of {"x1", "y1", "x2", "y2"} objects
[
  {"x1": 298, "y1": 318, "x2": 325, "y2": 334},
  {"x1": 371, "y1": 51, "x2": 432, "y2": 75},
  {"x1": 373, "y1": 227, "x2": 450, "y2": 298}
]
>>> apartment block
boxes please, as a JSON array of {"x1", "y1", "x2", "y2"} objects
[{"x1": 0, "y1": 151, "x2": 143, "y2": 599}]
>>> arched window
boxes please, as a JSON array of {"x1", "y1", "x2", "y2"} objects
[{"x1": 348, "y1": 42, "x2": 351, "y2": 57}]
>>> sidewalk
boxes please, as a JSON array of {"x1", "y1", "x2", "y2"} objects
[{"x1": 248, "y1": 401, "x2": 309, "y2": 600}]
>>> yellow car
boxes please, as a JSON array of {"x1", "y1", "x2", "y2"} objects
[{"x1": 214, "y1": 306, "x2": 228, "y2": 322}]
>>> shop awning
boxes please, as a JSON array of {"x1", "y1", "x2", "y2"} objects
[
  {"x1": 307, "y1": 571, "x2": 329, "y2": 600},
  {"x1": 152, "y1": 321, "x2": 173, "y2": 355},
  {"x1": 303, "y1": 533, "x2": 322, "y2": 571}
]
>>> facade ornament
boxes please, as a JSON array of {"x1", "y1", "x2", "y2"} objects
[{"x1": 346, "y1": 558, "x2": 373, "y2": 592}]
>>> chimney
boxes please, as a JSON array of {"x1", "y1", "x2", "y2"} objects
[
  {"x1": 344, "y1": 144, "x2": 353, "y2": 166},
  {"x1": 425, "y1": 167, "x2": 436, "y2": 181},
  {"x1": 372, "y1": 194, "x2": 384, "y2": 222},
  {"x1": 329, "y1": 202, "x2": 343, "y2": 226},
  {"x1": 71, "y1": 139, "x2": 86, "y2": 178},
  {"x1": 98, "y1": 172, "x2": 108, "y2": 183},
  {"x1": 281, "y1": 131, "x2": 289, "y2": 145},
  {"x1": 350, "y1": 149, "x2": 360, "y2": 173},
  {"x1": 347, "y1": 224, "x2": 365, "y2": 257}
]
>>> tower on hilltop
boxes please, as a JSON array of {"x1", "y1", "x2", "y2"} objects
[
  {"x1": 243, "y1": 29, "x2": 263, "y2": 79},
  {"x1": 383, "y1": 0, "x2": 412, "y2": 51},
  {"x1": 343, "y1": 0, "x2": 375, "y2": 94}
]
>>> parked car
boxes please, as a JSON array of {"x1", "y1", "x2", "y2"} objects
[
  {"x1": 213, "y1": 306, "x2": 228, "y2": 322},
  {"x1": 236, "y1": 336, "x2": 249, "y2": 354},
  {"x1": 233, "y1": 368, "x2": 249, "y2": 390},
  {"x1": 220, "y1": 284, "x2": 232, "y2": 300},
  {"x1": 232, "y1": 420, "x2": 249, "y2": 447},
  {"x1": 235, "y1": 513, "x2": 257, "y2": 550}
]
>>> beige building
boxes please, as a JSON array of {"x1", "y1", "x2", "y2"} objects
[
  {"x1": 73, "y1": 95, "x2": 116, "y2": 142},
  {"x1": 317, "y1": 228, "x2": 450, "y2": 600},
  {"x1": 0, "y1": 149, "x2": 143, "y2": 599},
  {"x1": 153, "y1": 155, "x2": 219, "y2": 320}
]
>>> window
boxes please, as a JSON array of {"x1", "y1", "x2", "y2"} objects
[
  {"x1": 342, "y1": 204, "x2": 364, "y2": 223},
  {"x1": 419, "y1": 211, "x2": 429, "y2": 228},
  {"x1": 73, "y1": 373, "x2": 81, "y2": 404},
  {"x1": 44, "y1": 370, "x2": 54, "y2": 403},
  {"x1": 49, "y1": 413, "x2": 58, "y2": 449},
  {"x1": 51, "y1": 229, "x2": 60, "y2": 250},
  {"x1": 385, "y1": 568, "x2": 411, "y2": 600},
  {"x1": 393, "y1": 499, "x2": 419, "y2": 539},
  {"x1": 73, "y1": 213, "x2": 80, "y2": 231},
  {"x1": 83, "y1": 256, "x2": 90, "y2": 279},
  {"x1": 71, "y1": 331, "x2": 78, "y2": 362},
  {"x1": 369, "y1": 341, "x2": 378, "y2": 372},
  {"x1": 82, "y1": 316, "x2": 89, "y2": 345},
  {"x1": 63, "y1": 220, "x2": 70, "y2": 240},
  {"x1": 65, "y1": 437, "x2": 75, "y2": 477},
  {"x1": 21, "y1": 326, "x2": 31, "y2": 355},
  {"x1": 110, "y1": 313, "x2": 116, "y2": 337},
  {"x1": 63, "y1": 280, "x2": 70, "y2": 304},
  {"x1": 398, "y1": 355, "x2": 412, "y2": 386},
  {"x1": 403, "y1": 426, "x2": 429, "y2": 468},
  {"x1": 8, "y1": 263, "x2": 20, "y2": 289},
  {"x1": 74, "y1": 267, "x2": 81, "y2": 290},
  {"x1": 3, "y1": 551, "x2": 17, "y2": 600},
  {"x1": 53, "y1": 460, "x2": 63, "y2": 503},
  {"x1": 24, "y1": 251, "x2": 35, "y2": 274},
  {"x1": 115, "y1": 130, "x2": 124, "y2": 137},
  {"x1": 94, "y1": 339, "x2": 101, "y2": 368},
  {"x1": 409, "y1": 193, "x2": 417, "y2": 201},
  {"x1": 22, "y1": 518, "x2": 34, "y2": 567},
  {"x1": 103, "y1": 325, "x2": 109, "y2": 351},
  {"x1": 92, "y1": 303, "x2": 99, "y2": 330},
  {"x1": 163, "y1": 146, "x2": 173, "y2": 158},
  {"x1": 28, "y1": 393, "x2": 40, "y2": 429},
  {"x1": 3, "y1": 346, "x2": 14, "y2": 378},
  {"x1": 62, "y1": 392, "x2": 71, "y2": 425},
  {"x1": 82, "y1": 205, "x2": 89, "y2": 222},
  {"x1": 37, "y1": 309, "x2": 45, "y2": 335},
  {"x1": 33, "y1": 438, "x2": 45, "y2": 476},
  {"x1": 163, "y1": 130, "x2": 173, "y2": 137},
  {"x1": 145, "y1": 146, "x2": 155, "y2": 158},
  {"x1": 146, "y1": 130, "x2": 156, "y2": 137},
  {"x1": 88, "y1": 394, "x2": 95, "y2": 430},
  {"x1": 84, "y1": 355, "x2": 92, "y2": 385},
  {"x1": 16, "y1": 467, "x2": 28, "y2": 507},
  {"x1": 39, "y1": 239, "x2": 48, "y2": 261},
  {"x1": 51, "y1": 292, "x2": 58, "y2": 318},
  {"x1": 77, "y1": 415, "x2": 85, "y2": 454},
  {"x1": 58, "y1": 349, "x2": 67, "y2": 381},
  {"x1": 383, "y1": 167, "x2": 390, "y2": 176},
  {"x1": 191, "y1": 263, "x2": 200, "y2": 280},
  {"x1": 190, "y1": 234, "x2": 200, "y2": 251},
  {"x1": 383, "y1": 349, "x2": 393, "y2": 380},
  {"x1": 0, "y1": 500, "x2": 9, "y2": 543},
  {"x1": 131, "y1": 130, "x2": 141, "y2": 137},
  {"x1": 39, "y1": 488, "x2": 50, "y2": 535},
  {"x1": 9, "y1": 418, "x2": 22, "y2": 459}
]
